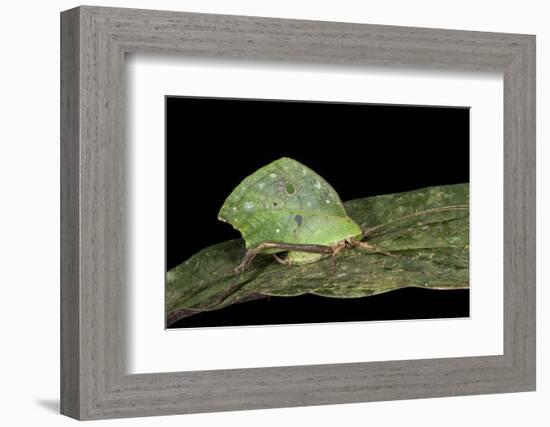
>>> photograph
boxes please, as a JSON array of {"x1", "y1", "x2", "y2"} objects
[
  {"x1": 165, "y1": 96, "x2": 470, "y2": 328},
  {"x1": 55, "y1": 5, "x2": 536, "y2": 420}
]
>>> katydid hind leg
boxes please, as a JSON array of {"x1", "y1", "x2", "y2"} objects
[
  {"x1": 216, "y1": 247, "x2": 260, "y2": 305},
  {"x1": 234, "y1": 241, "x2": 333, "y2": 276},
  {"x1": 218, "y1": 242, "x2": 334, "y2": 304}
]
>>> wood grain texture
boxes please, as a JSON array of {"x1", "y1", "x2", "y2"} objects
[
  {"x1": 60, "y1": 5, "x2": 536, "y2": 420},
  {"x1": 60, "y1": 7, "x2": 81, "y2": 419}
]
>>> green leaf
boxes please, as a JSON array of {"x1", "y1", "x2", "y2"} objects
[{"x1": 167, "y1": 183, "x2": 469, "y2": 325}]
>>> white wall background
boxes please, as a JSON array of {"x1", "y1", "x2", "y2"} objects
[{"x1": 0, "y1": 1, "x2": 546, "y2": 425}]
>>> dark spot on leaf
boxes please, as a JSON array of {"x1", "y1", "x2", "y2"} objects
[
  {"x1": 273, "y1": 202, "x2": 278, "y2": 207},
  {"x1": 294, "y1": 214, "x2": 303, "y2": 226},
  {"x1": 286, "y1": 183, "x2": 295, "y2": 195}
]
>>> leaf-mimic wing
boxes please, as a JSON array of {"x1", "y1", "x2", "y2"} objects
[{"x1": 218, "y1": 157, "x2": 362, "y2": 249}]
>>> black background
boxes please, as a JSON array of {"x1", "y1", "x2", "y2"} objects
[{"x1": 166, "y1": 96, "x2": 469, "y2": 328}]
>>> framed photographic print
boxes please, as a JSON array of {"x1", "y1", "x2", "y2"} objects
[
  {"x1": 164, "y1": 97, "x2": 470, "y2": 329},
  {"x1": 61, "y1": 5, "x2": 536, "y2": 420}
]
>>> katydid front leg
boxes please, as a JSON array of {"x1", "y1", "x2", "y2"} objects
[{"x1": 352, "y1": 239, "x2": 397, "y2": 258}]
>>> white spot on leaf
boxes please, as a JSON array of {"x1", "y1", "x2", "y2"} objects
[
  {"x1": 276, "y1": 228, "x2": 280, "y2": 233},
  {"x1": 314, "y1": 181, "x2": 321, "y2": 190},
  {"x1": 258, "y1": 183, "x2": 264, "y2": 189},
  {"x1": 244, "y1": 202, "x2": 254, "y2": 210},
  {"x1": 270, "y1": 173, "x2": 277, "y2": 178},
  {"x1": 325, "y1": 199, "x2": 330, "y2": 204}
]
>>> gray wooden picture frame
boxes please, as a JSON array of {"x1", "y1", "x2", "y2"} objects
[{"x1": 60, "y1": 5, "x2": 536, "y2": 420}]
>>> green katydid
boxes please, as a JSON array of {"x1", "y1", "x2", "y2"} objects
[{"x1": 217, "y1": 157, "x2": 394, "y2": 300}]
